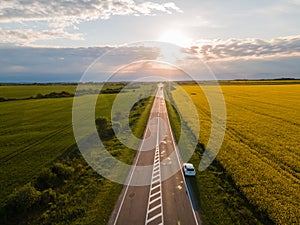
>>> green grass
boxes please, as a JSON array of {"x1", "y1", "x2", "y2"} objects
[
  {"x1": 0, "y1": 83, "x2": 128, "y2": 100},
  {"x1": 164, "y1": 92, "x2": 181, "y2": 142},
  {"x1": 0, "y1": 93, "x2": 120, "y2": 206},
  {"x1": 130, "y1": 96, "x2": 155, "y2": 139},
  {"x1": 0, "y1": 83, "x2": 156, "y2": 224},
  {"x1": 0, "y1": 85, "x2": 77, "y2": 99},
  {"x1": 0, "y1": 97, "x2": 76, "y2": 206}
]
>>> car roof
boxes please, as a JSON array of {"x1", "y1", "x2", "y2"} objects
[{"x1": 184, "y1": 163, "x2": 194, "y2": 169}]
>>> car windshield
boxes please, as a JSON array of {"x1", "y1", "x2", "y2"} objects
[{"x1": 187, "y1": 168, "x2": 194, "y2": 171}]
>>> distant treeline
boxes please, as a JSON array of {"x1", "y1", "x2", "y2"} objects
[
  {"x1": 35, "y1": 91, "x2": 74, "y2": 98},
  {"x1": 70, "y1": 87, "x2": 125, "y2": 96},
  {"x1": 0, "y1": 91, "x2": 74, "y2": 102},
  {"x1": 177, "y1": 78, "x2": 300, "y2": 86},
  {"x1": 0, "y1": 86, "x2": 135, "y2": 102},
  {"x1": 0, "y1": 82, "x2": 142, "y2": 86},
  {"x1": 0, "y1": 79, "x2": 299, "y2": 86},
  {"x1": 0, "y1": 83, "x2": 79, "y2": 86}
]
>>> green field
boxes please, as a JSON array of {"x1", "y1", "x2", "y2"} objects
[
  {"x1": 0, "y1": 85, "x2": 77, "y2": 99},
  {"x1": 169, "y1": 82, "x2": 300, "y2": 225},
  {"x1": 0, "y1": 91, "x2": 119, "y2": 204},
  {"x1": 1, "y1": 82, "x2": 299, "y2": 224},
  {"x1": 0, "y1": 83, "x2": 128, "y2": 100},
  {"x1": 0, "y1": 84, "x2": 155, "y2": 224},
  {"x1": 0, "y1": 97, "x2": 76, "y2": 204}
]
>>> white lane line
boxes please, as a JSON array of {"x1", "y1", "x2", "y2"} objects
[
  {"x1": 153, "y1": 172, "x2": 159, "y2": 177},
  {"x1": 150, "y1": 186, "x2": 160, "y2": 195},
  {"x1": 148, "y1": 203, "x2": 162, "y2": 213},
  {"x1": 163, "y1": 90, "x2": 199, "y2": 225},
  {"x1": 153, "y1": 171, "x2": 160, "y2": 180},
  {"x1": 152, "y1": 181, "x2": 160, "y2": 186},
  {"x1": 147, "y1": 212, "x2": 163, "y2": 224},
  {"x1": 113, "y1": 89, "x2": 160, "y2": 225},
  {"x1": 150, "y1": 191, "x2": 161, "y2": 199},
  {"x1": 149, "y1": 196, "x2": 161, "y2": 205}
]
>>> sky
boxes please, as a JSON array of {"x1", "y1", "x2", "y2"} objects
[{"x1": 0, "y1": 0, "x2": 300, "y2": 82}]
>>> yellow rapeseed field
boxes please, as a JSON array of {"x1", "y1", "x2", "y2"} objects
[{"x1": 172, "y1": 84, "x2": 300, "y2": 224}]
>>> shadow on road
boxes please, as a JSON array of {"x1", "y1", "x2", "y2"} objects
[{"x1": 185, "y1": 176, "x2": 200, "y2": 211}]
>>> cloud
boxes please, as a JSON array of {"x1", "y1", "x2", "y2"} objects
[
  {"x1": 178, "y1": 35, "x2": 300, "y2": 80},
  {"x1": 0, "y1": 0, "x2": 181, "y2": 45},
  {"x1": 1, "y1": 36, "x2": 299, "y2": 83},
  {"x1": 208, "y1": 56, "x2": 300, "y2": 80},
  {"x1": 289, "y1": 0, "x2": 300, "y2": 5},
  {"x1": 133, "y1": 2, "x2": 182, "y2": 15},
  {"x1": 7, "y1": 65, "x2": 26, "y2": 72},
  {"x1": 0, "y1": 45, "x2": 161, "y2": 82},
  {"x1": 185, "y1": 35, "x2": 300, "y2": 61},
  {"x1": 0, "y1": 29, "x2": 83, "y2": 45},
  {"x1": 0, "y1": 0, "x2": 181, "y2": 24}
]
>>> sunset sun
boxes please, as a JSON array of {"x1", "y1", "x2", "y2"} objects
[{"x1": 159, "y1": 30, "x2": 192, "y2": 47}]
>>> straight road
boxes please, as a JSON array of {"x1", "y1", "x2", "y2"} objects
[{"x1": 108, "y1": 84, "x2": 201, "y2": 225}]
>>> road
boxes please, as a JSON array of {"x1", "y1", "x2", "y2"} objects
[{"x1": 108, "y1": 84, "x2": 201, "y2": 225}]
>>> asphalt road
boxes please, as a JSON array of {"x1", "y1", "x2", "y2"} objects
[{"x1": 108, "y1": 85, "x2": 201, "y2": 225}]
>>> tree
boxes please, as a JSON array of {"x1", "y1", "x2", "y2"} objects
[{"x1": 6, "y1": 183, "x2": 41, "y2": 214}]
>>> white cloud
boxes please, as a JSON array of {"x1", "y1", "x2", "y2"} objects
[
  {"x1": 178, "y1": 35, "x2": 300, "y2": 80},
  {"x1": 290, "y1": 0, "x2": 300, "y2": 5},
  {"x1": 0, "y1": 0, "x2": 181, "y2": 24},
  {"x1": 0, "y1": 0, "x2": 181, "y2": 45},
  {"x1": 134, "y1": 2, "x2": 182, "y2": 15},
  {"x1": 0, "y1": 29, "x2": 83, "y2": 45},
  {"x1": 185, "y1": 35, "x2": 300, "y2": 61}
]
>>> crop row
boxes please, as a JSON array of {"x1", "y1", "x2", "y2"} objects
[{"x1": 172, "y1": 84, "x2": 300, "y2": 224}]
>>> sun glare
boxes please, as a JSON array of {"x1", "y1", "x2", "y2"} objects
[{"x1": 159, "y1": 30, "x2": 192, "y2": 47}]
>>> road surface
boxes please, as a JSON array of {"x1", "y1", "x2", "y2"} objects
[{"x1": 108, "y1": 85, "x2": 201, "y2": 225}]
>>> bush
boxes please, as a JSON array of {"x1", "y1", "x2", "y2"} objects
[
  {"x1": 41, "y1": 188, "x2": 56, "y2": 205},
  {"x1": 95, "y1": 117, "x2": 114, "y2": 140},
  {"x1": 51, "y1": 162, "x2": 74, "y2": 180},
  {"x1": 6, "y1": 183, "x2": 41, "y2": 214},
  {"x1": 0, "y1": 97, "x2": 7, "y2": 102},
  {"x1": 35, "y1": 168, "x2": 58, "y2": 190},
  {"x1": 35, "y1": 91, "x2": 74, "y2": 99},
  {"x1": 35, "y1": 163, "x2": 74, "y2": 191}
]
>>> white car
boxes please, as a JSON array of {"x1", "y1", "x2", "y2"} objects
[{"x1": 183, "y1": 163, "x2": 196, "y2": 176}]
